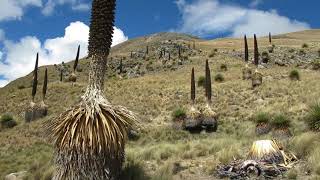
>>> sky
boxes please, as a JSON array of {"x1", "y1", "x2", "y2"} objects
[{"x1": 0, "y1": 0, "x2": 319, "y2": 87}]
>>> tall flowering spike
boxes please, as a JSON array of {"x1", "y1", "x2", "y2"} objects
[
  {"x1": 244, "y1": 35, "x2": 249, "y2": 62},
  {"x1": 88, "y1": 0, "x2": 115, "y2": 57},
  {"x1": 32, "y1": 53, "x2": 39, "y2": 102},
  {"x1": 48, "y1": 0, "x2": 137, "y2": 179},
  {"x1": 269, "y1": 32, "x2": 272, "y2": 44},
  {"x1": 191, "y1": 67, "x2": 195, "y2": 104},
  {"x1": 60, "y1": 69, "x2": 63, "y2": 82},
  {"x1": 205, "y1": 60, "x2": 212, "y2": 104},
  {"x1": 42, "y1": 68, "x2": 48, "y2": 101},
  {"x1": 73, "y1": 45, "x2": 80, "y2": 72},
  {"x1": 146, "y1": 45, "x2": 149, "y2": 54},
  {"x1": 193, "y1": 41, "x2": 196, "y2": 49},
  {"x1": 178, "y1": 46, "x2": 181, "y2": 58},
  {"x1": 254, "y1": 34, "x2": 259, "y2": 66}
]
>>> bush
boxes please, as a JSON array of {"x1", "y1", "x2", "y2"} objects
[
  {"x1": 214, "y1": 73, "x2": 224, "y2": 82},
  {"x1": 254, "y1": 112, "x2": 270, "y2": 124},
  {"x1": 17, "y1": 85, "x2": 26, "y2": 89},
  {"x1": 271, "y1": 114, "x2": 290, "y2": 128},
  {"x1": 299, "y1": 49, "x2": 306, "y2": 56},
  {"x1": 288, "y1": 48, "x2": 295, "y2": 53},
  {"x1": 305, "y1": 103, "x2": 320, "y2": 131},
  {"x1": 172, "y1": 108, "x2": 186, "y2": 120},
  {"x1": 289, "y1": 69, "x2": 300, "y2": 81},
  {"x1": 0, "y1": 114, "x2": 17, "y2": 129},
  {"x1": 287, "y1": 168, "x2": 298, "y2": 179},
  {"x1": 261, "y1": 51, "x2": 269, "y2": 63},
  {"x1": 220, "y1": 64, "x2": 227, "y2": 71},
  {"x1": 208, "y1": 51, "x2": 216, "y2": 58},
  {"x1": 198, "y1": 76, "x2": 206, "y2": 87},
  {"x1": 312, "y1": 59, "x2": 320, "y2": 70},
  {"x1": 302, "y1": 43, "x2": 309, "y2": 48}
]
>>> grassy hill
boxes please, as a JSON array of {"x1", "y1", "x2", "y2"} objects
[{"x1": 1, "y1": 31, "x2": 320, "y2": 179}]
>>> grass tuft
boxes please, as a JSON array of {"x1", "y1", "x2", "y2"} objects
[
  {"x1": 289, "y1": 69, "x2": 300, "y2": 81},
  {"x1": 271, "y1": 114, "x2": 290, "y2": 128},
  {"x1": 214, "y1": 73, "x2": 224, "y2": 82},
  {"x1": 0, "y1": 114, "x2": 17, "y2": 129},
  {"x1": 172, "y1": 107, "x2": 186, "y2": 120},
  {"x1": 254, "y1": 112, "x2": 270, "y2": 124},
  {"x1": 305, "y1": 103, "x2": 320, "y2": 131},
  {"x1": 197, "y1": 76, "x2": 206, "y2": 87}
]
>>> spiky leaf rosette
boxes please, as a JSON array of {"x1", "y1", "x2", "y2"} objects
[
  {"x1": 47, "y1": 0, "x2": 137, "y2": 179},
  {"x1": 191, "y1": 68, "x2": 195, "y2": 104},
  {"x1": 205, "y1": 60, "x2": 212, "y2": 104},
  {"x1": 253, "y1": 34, "x2": 259, "y2": 66},
  {"x1": 244, "y1": 35, "x2": 249, "y2": 62},
  {"x1": 42, "y1": 68, "x2": 48, "y2": 101},
  {"x1": 73, "y1": 45, "x2": 80, "y2": 72},
  {"x1": 32, "y1": 53, "x2": 39, "y2": 102}
]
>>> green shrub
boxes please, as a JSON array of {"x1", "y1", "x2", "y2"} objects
[
  {"x1": 271, "y1": 114, "x2": 290, "y2": 128},
  {"x1": 288, "y1": 48, "x2": 295, "y2": 53},
  {"x1": 312, "y1": 59, "x2": 320, "y2": 70},
  {"x1": 220, "y1": 64, "x2": 227, "y2": 71},
  {"x1": 17, "y1": 85, "x2": 26, "y2": 89},
  {"x1": 214, "y1": 73, "x2": 224, "y2": 82},
  {"x1": 299, "y1": 49, "x2": 306, "y2": 56},
  {"x1": 208, "y1": 51, "x2": 216, "y2": 58},
  {"x1": 287, "y1": 168, "x2": 298, "y2": 179},
  {"x1": 198, "y1": 76, "x2": 206, "y2": 87},
  {"x1": 289, "y1": 69, "x2": 300, "y2": 80},
  {"x1": 172, "y1": 108, "x2": 186, "y2": 120},
  {"x1": 318, "y1": 49, "x2": 320, "y2": 57},
  {"x1": 302, "y1": 43, "x2": 309, "y2": 48},
  {"x1": 0, "y1": 114, "x2": 17, "y2": 129},
  {"x1": 254, "y1": 112, "x2": 270, "y2": 124},
  {"x1": 305, "y1": 103, "x2": 320, "y2": 131},
  {"x1": 261, "y1": 51, "x2": 269, "y2": 63}
]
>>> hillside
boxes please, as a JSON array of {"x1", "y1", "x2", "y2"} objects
[{"x1": 1, "y1": 30, "x2": 320, "y2": 179}]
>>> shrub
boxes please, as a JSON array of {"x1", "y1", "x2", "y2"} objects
[
  {"x1": 0, "y1": 114, "x2": 17, "y2": 129},
  {"x1": 288, "y1": 48, "x2": 295, "y2": 53},
  {"x1": 299, "y1": 49, "x2": 306, "y2": 56},
  {"x1": 287, "y1": 168, "x2": 298, "y2": 179},
  {"x1": 254, "y1": 112, "x2": 270, "y2": 124},
  {"x1": 271, "y1": 114, "x2": 290, "y2": 128},
  {"x1": 261, "y1": 51, "x2": 269, "y2": 63},
  {"x1": 220, "y1": 64, "x2": 227, "y2": 71},
  {"x1": 198, "y1": 76, "x2": 206, "y2": 87},
  {"x1": 302, "y1": 43, "x2": 309, "y2": 48},
  {"x1": 305, "y1": 103, "x2": 320, "y2": 131},
  {"x1": 312, "y1": 59, "x2": 320, "y2": 70},
  {"x1": 172, "y1": 108, "x2": 186, "y2": 120},
  {"x1": 214, "y1": 73, "x2": 224, "y2": 82},
  {"x1": 17, "y1": 85, "x2": 26, "y2": 89},
  {"x1": 289, "y1": 69, "x2": 300, "y2": 80},
  {"x1": 208, "y1": 51, "x2": 216, "y2": 58},
  {"x1": 318, "y1": 49, "x2": 320, "y2": 57}
]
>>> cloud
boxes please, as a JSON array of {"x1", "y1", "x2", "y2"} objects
[
  {"x1": 0, "y1": 21, "x2": 128, "y2": 87},
  {"x1": 0, "y1": 0, "x2": 42, "y2": 21},
  {"x1": 175, "y1": 0, "x2": 310, "y2": 38},
  {"x1": 249, "y1": 0, "x2": 263, "y2": 8},
  {"x1": 42, "y1": 0, "x2": 90, "y2": 16}
]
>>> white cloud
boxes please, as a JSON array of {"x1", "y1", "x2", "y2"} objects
[
  {"x1": 0, "y1": 80, "x2": 9, "y2": 87},
  {"x1": 175, "y1": 0, "x2": 310, "y2": 38},
  {"x1": 0, "y1": 21, "x2": 128, "y2": 87},
  {"x1": 42, "y1": 0, "x2": 90, "y2": 16},
  {"x1": 0, "y1": 0, "x2": 42, "y2": 21},
  {"x1": 249, "y1": 0, "x2": 263, "y2": 8}
]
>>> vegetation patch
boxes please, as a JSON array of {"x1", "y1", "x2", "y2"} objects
[
  {"x1": 289, "y1": 69, "x2": 300, "y2": 81},
  {"x1": 305, "y1": 103, "x2": 320, "y2": 131},
  {"x1": 214, "y1": 73, "x2": 224, "y2": 82},
  {"x1": 197, "y1": 76, "x2": 206, "y2": 87},
  {"x1": 271, "y1": 114, "x2": 290, "y2": 129},
  {"x1": 0, "y1": 114, "x2": 17, "y2": 129}
]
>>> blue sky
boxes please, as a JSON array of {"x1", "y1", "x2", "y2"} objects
[{"x1": 0, "y1": 0, "x2": 318, "y2": 87}]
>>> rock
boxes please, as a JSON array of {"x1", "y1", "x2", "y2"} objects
[
  {"x1": 5, "y1": 171, "x2": 27, "y2": 180},
  {"x1": 275, "y1": 59, "x2": 286, "y2": 66}
]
